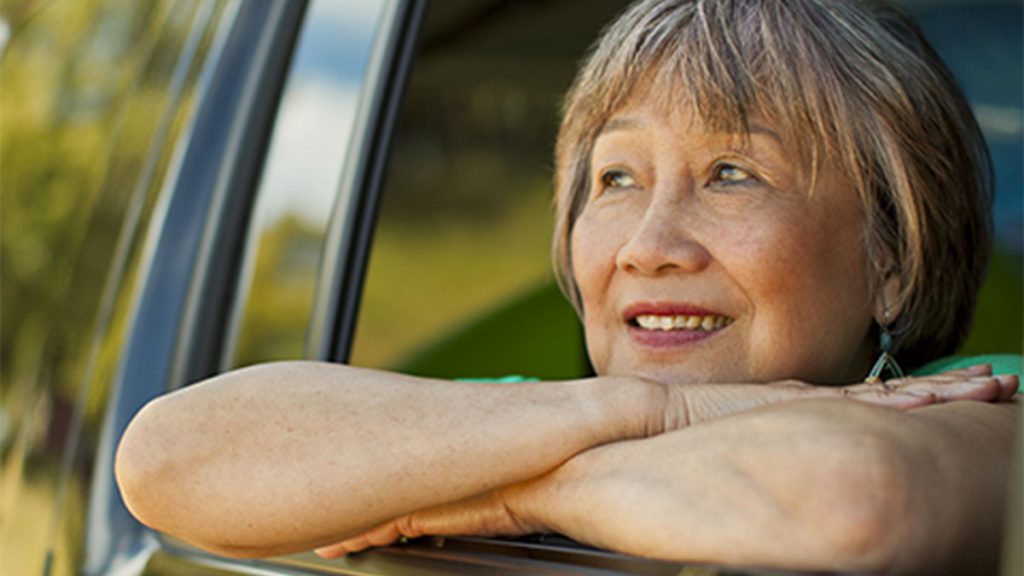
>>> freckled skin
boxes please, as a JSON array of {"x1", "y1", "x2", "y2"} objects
[{"x1": 572, "y1": 99, "x2": 876, "y2": 385}]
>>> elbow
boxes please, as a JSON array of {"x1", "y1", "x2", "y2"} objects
[
  {"x1": 115, "y1": 395, "x2": 245, "y2": 555},
  {"x1": 115, "y1": 395, "x2": 187, "y2": 533},
  {"x1": 114, "y1": 382, "x2": 310, "y2": 559},
  {"x1": 116, "y1": 392, "x2": 236, "y2": 554}
]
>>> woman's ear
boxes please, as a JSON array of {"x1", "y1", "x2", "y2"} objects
[{"x1": 873, "y1": 274, "x2": 902, "y2": 323}]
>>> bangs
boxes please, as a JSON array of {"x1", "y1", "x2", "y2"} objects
[
  {"x1": 562, "y1": 0, "x2": 944, "y2": 192},
  {"x1": 576, "y1": 0, "x2": 859, "y2": 168}
]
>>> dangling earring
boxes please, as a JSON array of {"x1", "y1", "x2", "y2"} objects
[{"x1": 865, "y1": 309, "x2": 904, "y2": 384}]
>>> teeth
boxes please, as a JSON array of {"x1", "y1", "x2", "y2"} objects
[{"x1": 634, "y1": 314, "x2": 733, "y2": 332}]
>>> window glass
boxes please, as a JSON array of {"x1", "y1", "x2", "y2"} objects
[
  {"x1": 0, "y1": 1, "x2": 227, "y2": 574},
  {"x1": 349, "y1": 0, "x2": 633, "y2": 379},
  {"x1": 223, "y1": 0, "x2": 386, "y2": 369}
]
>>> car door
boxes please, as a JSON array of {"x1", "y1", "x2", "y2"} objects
[
  {"x1": 0, "y1": 1, "x2": 241, "y2": 575},
  {"x1": 79, "y1": 0, "x2": 428, "y2": 574}
]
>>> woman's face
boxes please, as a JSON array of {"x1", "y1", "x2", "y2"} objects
[{"x1": 571, "y1": 97, "x2": 877, "y2": 385}]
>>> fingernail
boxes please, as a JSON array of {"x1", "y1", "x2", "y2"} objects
[{"x1": 997, "y1": 374, "x2": 1019, "y2": 386}]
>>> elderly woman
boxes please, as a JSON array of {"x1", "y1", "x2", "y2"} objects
[{"x1": 115, "y1": 0, "x2": 1020, "y2": 574}]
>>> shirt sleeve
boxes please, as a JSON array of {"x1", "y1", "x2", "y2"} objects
[{"x1": 455, "y1": 375, "x2": 541, "y2": 383}]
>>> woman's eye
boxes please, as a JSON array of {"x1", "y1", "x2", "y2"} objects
[
  {"x1": 712, "y1": 164, "x2": 756, "y2": 185},
  {"x1": 600, "y1": 169, "x2": 637, "y2": 190}
]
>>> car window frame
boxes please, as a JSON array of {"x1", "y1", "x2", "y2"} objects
[
  {"x1": 85, "y1": 0, "x2": 310, "y2": 572},
  {"x1": 306, "y1": 0, "x2": 428, "y2": 364}
]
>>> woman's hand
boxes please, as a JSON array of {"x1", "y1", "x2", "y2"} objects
[
  {"x1": 314, "y1": 490, "x2": 536, "y2": 558},
  {"x1": 653, "y1": 363, "x2": 1016, "y2": 431}
]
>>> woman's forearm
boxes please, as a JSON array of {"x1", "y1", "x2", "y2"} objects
[
  {"x1": 514, "y1": 398, "x2": 912, "y2": 571},
  {"x1": 305, "y1": 369, "x2": 1014, "y2": 562},
  {"x1": 515, "y1": 399, "x2": 1018, "y2": 575},
  {"x1": 114, "y1": 361, "x2": 662, "y2": 557}
]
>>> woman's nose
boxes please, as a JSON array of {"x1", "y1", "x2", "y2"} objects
[{"x1": 615, "y1": 201, "x2": 711, "y2": 276}]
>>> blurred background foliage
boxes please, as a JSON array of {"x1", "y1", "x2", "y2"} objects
[
  {"x1": 350, "y1": 0, "x2": 636, "y2": 376},
  {"x1": 231, "y1": 214, "x2": 323, "y2": 364},
  {"x1": 1, "y1": 0, "x2": 223, "y2": 574}
]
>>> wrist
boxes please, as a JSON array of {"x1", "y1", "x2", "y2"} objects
[{"x1": 572, "y1": 375, "x2": 668, "y2": 445}]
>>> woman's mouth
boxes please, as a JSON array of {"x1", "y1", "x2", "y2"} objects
[
  {"x1": 623, "y1": 305, "x2": 734, "y2": 348},
  {"x1": 631, "y1": 314, "x2": 734, "y2": 332}
]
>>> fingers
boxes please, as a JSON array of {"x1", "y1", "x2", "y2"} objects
[
  {"x1": 921, "y1": 362, "x2": 1019, "y2": 400},
  {"x1": 315, "y1": 539, "x2": 356, "y2": 558},
  {"x1": 313, "y1": 490, "x2": 534, "y2": 559},
  {"x1": 897, "y1": 378, "x2": 1002, "y2": 402},
  {"x1": 997, "y1": 374, "x2": 1019, "y2": 401},
  {"x1": 314, "y1": 522, "x2": 404, "y2": 558},
  {"x1": 833, "y1": 387, "x2": 939, "y2": 410},
  {"x1": 838, "y1": 368, "x2": 1018, "y2": 411}
]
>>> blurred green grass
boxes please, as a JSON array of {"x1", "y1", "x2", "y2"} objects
[{"x1": 962, "y1": 248, "x2": 1024, "y2": 356}]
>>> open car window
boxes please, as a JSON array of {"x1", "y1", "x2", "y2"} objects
[
  {"x1": 345, "y1": 0, "x2": 640, "y2": 379},
  {"x1": 221, "y1": 0, "x2": 388, "y2": 370},
  {"x1": 347, "y1": 0, "x2": 1022, "y2": 380}
]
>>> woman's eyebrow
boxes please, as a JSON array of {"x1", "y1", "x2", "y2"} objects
[{"x1": 597, "y1": 117, "x2": 642, "y2": 138}]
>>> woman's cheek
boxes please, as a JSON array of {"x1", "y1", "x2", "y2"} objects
[
  {"x1": 571, "y1": 211, "x2": 625, "y2": 374},
  {"x1": 738, "y1": 215, "x2": 872, "y2": 382},
  {"x1": 571, "y1": 210, "x2": 621, "y2": 293}
]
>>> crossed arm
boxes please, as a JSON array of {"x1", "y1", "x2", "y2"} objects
[{"x1": 114, "y1": 361, "x2": 1018, "y2": 574}]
